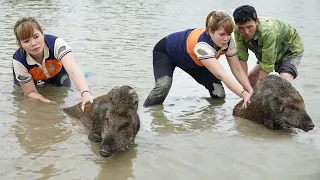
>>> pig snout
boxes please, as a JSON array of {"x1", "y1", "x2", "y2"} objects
[
  {"x1": 304, "y1": 121, "x2": 315, "y2": 132},
  {"x1": 100, "y1": 144, "x2": 112, "y2": 157},
  {"x1": 299, "y1": 118, "x2": 315, "y2": 132}
]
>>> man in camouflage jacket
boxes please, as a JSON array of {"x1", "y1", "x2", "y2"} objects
[{"x1": 233, "y1": 5, "x2": 304, "y2": 87}]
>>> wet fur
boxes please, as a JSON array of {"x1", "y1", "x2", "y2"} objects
[
  {"x1": 63, "y1": 85, "x2": 140, "y2": 155},
  {"x1": 233, "y1": 75, "x2": 314, "y2": 131}
]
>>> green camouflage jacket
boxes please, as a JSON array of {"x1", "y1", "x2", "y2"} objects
[{"x1": 234, "y1": 18, "x2": 304, "y2": 73}]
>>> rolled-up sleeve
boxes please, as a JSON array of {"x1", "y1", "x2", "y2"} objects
[
  {"x1": 12, "y1": 60, "x2": 32, "y2": 84},
  {"x1": 260, "y1": 32, "x2": 277, "y2": 73},
  {"x1": 54, "y1": 38, "x2": 72, "y2": 60},
  {"x1": 234, "y1": 31, "x2": 249, "y2": 62},
  {"x1": 194, "y1": 42, "x2": 216, "y2": 60}
]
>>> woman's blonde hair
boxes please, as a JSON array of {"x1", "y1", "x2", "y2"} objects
[
  {"x1": 14, "y1": 17, "x2": 43, "y2": 47},
  {"x1": 205, "y1": 11, "x2": 234, "y2": 34}
]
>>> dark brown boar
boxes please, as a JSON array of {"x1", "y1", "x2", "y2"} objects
[
  {"x1": 63, "y1": 85, "x2": 140, "y2": 157},
  {"x1": 233, "y1": 75, "x2": 314, "y2": 132}
]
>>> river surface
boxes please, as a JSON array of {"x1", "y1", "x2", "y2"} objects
[{"x1": 0, "y1": 0, "x2": 319, "y2": 179}]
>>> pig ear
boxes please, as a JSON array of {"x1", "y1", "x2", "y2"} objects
[
  {"x1": 270, "y1": 96, "x2": 285, "y2": 112},
  {"x1": 279, "y1": 104, "x2": 285, "y2": 112},
  {"x1": 277, "y1": 97, "x2": 286, "y2": 112}
]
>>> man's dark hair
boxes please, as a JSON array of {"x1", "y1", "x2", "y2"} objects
[{"x1": 233, "y1": 5, "x2": 257, "y2": 24}]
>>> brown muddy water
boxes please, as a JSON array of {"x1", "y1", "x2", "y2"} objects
[{"x1": 0, "y1": 0, "x2": 319, "y2": 179}]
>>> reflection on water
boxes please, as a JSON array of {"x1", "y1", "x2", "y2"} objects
[
  {"x1": 233, "y1": 117, "x2": 297, "y2": 140},
  {"x1": 7, "y1": 86, "x2": 73, "y2": 179},
  {"x1": 92, "y1": 146, "x2": 137, "y2": 180},
  {"x1": 148, "y1": 98, "x2": 230, "y2": 134},
  {"x1": 0, "y1": 0, "x2": 320, "y2": 179},
  {"x1": 10, "y1": 86, "x2": 71, "y2": 155}
]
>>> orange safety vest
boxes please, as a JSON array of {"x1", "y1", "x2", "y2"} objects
[
  {"x1": 29, "y1": 60, "x2": 63, "y2": 81},
  {"x1": 186, "y1": 28, "x2": 226, "y2": 66}
]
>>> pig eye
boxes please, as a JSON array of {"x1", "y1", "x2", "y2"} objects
[
  {"x1": 290, "y1": 105, "x2": 296, "y2": 110},
  {"x1": 119, "y1": 122, "x2": 129, "y2": 131}
]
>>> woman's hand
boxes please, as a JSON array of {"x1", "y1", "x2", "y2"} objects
[
  {"x1": 241, "y1": 91, "x2": 251, "y2": 108},
  {"x1": 42, "y1": 98, "x2": 56, "y2": 104},
  {"x1": 81, "y1": 91, "x2": 93, "y2": 112}
]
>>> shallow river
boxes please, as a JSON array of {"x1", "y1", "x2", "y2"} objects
[{"x1": 0, "y1": 0, "x2": 319, "y2": 179}]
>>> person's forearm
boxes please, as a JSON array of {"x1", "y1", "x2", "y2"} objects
[
  {"x1": 228, "y1": 57, "x2": 253, "y2": 94},
  {"x1": 61, "y1": 53, "x2": 90, "y2": 95},
  {"x1": 69, "y1": 67, "x2": 90, "y2": 93},
  {"x1": 232, "y1": 67, "x2": 253, "y2": 94},
  {"x1": 239, "y1": 60, "x2": 248, "y2": 74},
  {"x1": 220, "y1": 75, "x2": 245, "y2": 97},
  {"x1": 26, "y1": 91, "x2": 51, "y2": 102},
  {"x1": 258, "y1": 69, "x2": 269, "y2": 80}
]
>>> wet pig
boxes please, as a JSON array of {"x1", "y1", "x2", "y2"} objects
[
  {"x1": 63, "y1": 85, "x2": 140, "y2": 157},
  {"x1": 233, "y1": 75, "x2": 314, "y2": 132}
]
